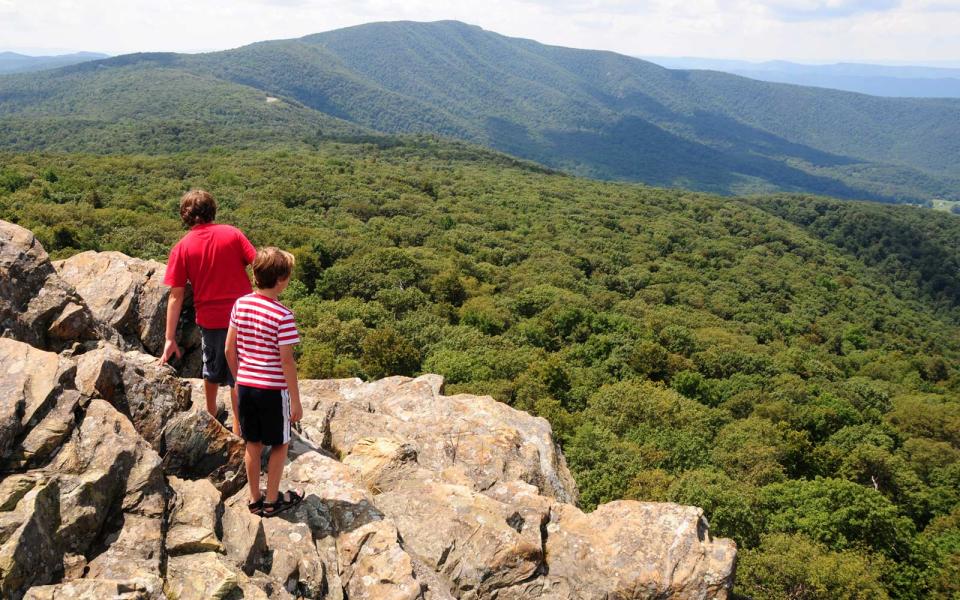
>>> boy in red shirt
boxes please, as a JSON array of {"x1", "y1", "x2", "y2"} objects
[
  {"x1": 161, "y1": 189, "x2": 255, "y2": 435},
  {"x1": 225, "y1": 247, "x2": 304, "y2": 516}
]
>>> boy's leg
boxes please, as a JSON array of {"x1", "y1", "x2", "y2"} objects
[
  {"x1": 245, "y1": 441, "x2": 263, "y2": 503},
  {"x1": 200, "y1": 327, "x2": 239, "y2": 433},
  {"x1": 264, "y1": 388, "x2": 292, "y2": 504},
  {"x1": 230, "y1": 385, "x2": 241, "y2": 437},
  {"x1": 237, "y1": 385, "x2": 262, "y2": 505},
  {"x1": 264, "y1": 443, "x2": 289, "y2": 504},
  {"x1": 203, "y1": 380, "x2": 219, "y2": 416}
]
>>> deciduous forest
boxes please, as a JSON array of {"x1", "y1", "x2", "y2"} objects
[{"x1": 2, "y1": 138, "x2": 958, "y2": 598}]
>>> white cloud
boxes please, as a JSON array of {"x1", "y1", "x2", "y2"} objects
[
  {"x1": 758, "y1": 0, "x2": 901, "y2": 20},
  {"x1": 0, "y1": 0, "x2": 958, "y2": 62}
]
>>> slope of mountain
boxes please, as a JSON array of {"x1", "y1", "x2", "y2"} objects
[
  {"x1": 0, "y1": 55, "x2": 366, "y2": 152},
  {"x1": 749, "y1": 194, "x2": 960, "y2": 318},
  {"x1": 646, "y1": 57, "x2": 960, "y2": 98},
  {"x1": 2, "y1": 21, "x2": 960, "y2": 201},
  {"x1": 0, "y1": 51, "x2": 108, "y2": 74}
]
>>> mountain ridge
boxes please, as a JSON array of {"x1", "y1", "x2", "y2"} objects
[
  {"x1": 644, "y1": 56, "x2": 960, "y2": 98},
  {"x1": 0, "y1": 50, "x2": 109, "y2": 74},
  {"x1": 2, "y1": 20, "x2": 959, "y2": 202}
]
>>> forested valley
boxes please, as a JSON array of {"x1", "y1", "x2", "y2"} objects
[{"x1": 2, "y1": 138, "x2": 958, "y2": 598}]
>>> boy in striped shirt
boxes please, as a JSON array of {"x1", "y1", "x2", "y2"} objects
[{"x1": 225, "y1": 247, "x2": 304, "y2": 516}]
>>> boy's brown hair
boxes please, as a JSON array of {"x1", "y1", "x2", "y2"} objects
[
  {"x1": 253, "y1": 247, "x2": 295, "y2": 289},
  {"x1": 179, "y1": 189, "x2": 217, "y2": 226}
]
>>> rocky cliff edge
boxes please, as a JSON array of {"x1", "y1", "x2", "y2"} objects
[{"x1": 0, "y1": 220, "x2": 736, "y2": 600}]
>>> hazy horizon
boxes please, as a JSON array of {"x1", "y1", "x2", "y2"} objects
[
  {"x1": 1, "y1": 1, "x2": 959, "y2": 64},
  {"x1": 2, "y1": 23, "x2": 958, "y2": 70}
]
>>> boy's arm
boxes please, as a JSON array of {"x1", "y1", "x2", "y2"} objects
[
  {"x1": 279, "y1": 345, "x2": 302, "y2": 422},
  {"x1": 225, "y1": 325, "x2": 239, "y2": 381},
  {"x1": 160, "y1": 286, "x2": 185, "y2": 364},
  {"x1": 238, "y1": 231, "x2": 256, "y2": 265}
]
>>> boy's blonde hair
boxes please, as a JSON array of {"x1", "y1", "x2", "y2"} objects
[{"x1": 253, "y1": 247, "x2": 295, "y2": 289}]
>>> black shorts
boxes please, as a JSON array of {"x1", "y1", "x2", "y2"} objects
[
  {"x1": 200, "y1": 327, "x2": 234, "y2": 386},
  {"x1": 237, "y1": 385, "x2": 291, "y2": 446}
]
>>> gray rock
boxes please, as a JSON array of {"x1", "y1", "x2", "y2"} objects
[
  {"x1": 84, "y1": 514, "x2": 165, "y2": 598},
  {"x1": 0, "y1": 338, "x2": 75, "y2": 461},
  {"x1": 0, "y1": 474, "x2": 38, "y2": 513},
  {"x1": 165, "y1": 552, "x2": 239, "y2": 600},
  {"x1": 0, "y1": 220, "x2": 95, "y2": 350},
  {"x1": 23, "y1": 579, "x2": 156, "y2": 600},
  {"x1": 166, "y1": 476, "x2": 223, "y2": 555},
  {"x1": 75, "y1": 344, "x2": 192, "y2": 450},
  {"x1": 337, "y1": 518, "x2": 425, "y2": 600},
  {"x1": 53, "y1": 250, "x2": 202, "y2": 375},
  {"x1": 51, "y1": 399, "x2": 161, "y2": 555},
  {"x1": 532, "y1": 501, "x2": 737, "y2": 600},
  {"x1": 374, "y1": 477, "x2": 542, "y2": 599},
  {"x1": 220, "y1": 492, "x2": 267, "y2": 575},
  {"x1": 0, "y1": 478, "x2": 61, "y2": 599},
  {"x1": 300, "y1": 375, "x2": 579, "y2": 504},
  {"x1": 5, "y1": 390, "x2": 83, "y2": 470},
  {"x1": 161, "y1": 407, "x2": 246, "y2": 497}
]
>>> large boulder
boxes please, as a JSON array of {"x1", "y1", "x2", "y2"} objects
[
  {"x1": 166, "y1": 476, "x2": 223, "y2": 555},
  {"x1": 374, "y1": 477, "x2": 543, "y2": 599},
  {"x1": 220, "y1": 452, "x2": 427, "y2": 600},
  {"x1": 84, "y1": 514, "x2": 165, "y2": 599},
  {"x1": 533, "y1": 501, "x2": 737, "y2": 600},
  {"x1": 53, "y1": 251, "x2": 202, "y2": 374},
  {"x1": 53, "y1": 251, "x2": 166, "y2": 351},
  {"x1": 51, "y1": 399, "x2": 164, "y2": 556},
  {"x1": 0, "y1": 478, "x2": 61, "y2": 600},
  {"x1": 165, "y1": 552, "x2": 239, "y2": 600},
  {"x1": 299, "y1": 375, "x2": 579, "y2": 504},
  {"x1": 161, "y1": 407, "x2": 246, "y2": 496},
  {"x1": 283, "y1": 453, "x2": 423, "y2": 600},
  {"x1": 0, "y1": 338, "x2": 76, "y2": 461},
  {"x1": 75, "y1": 344, "x2": 192, "y2": 450},
  {"x1": 24, "y1": 579, "x2": 156, "y2": 600},
  {"x1": 6, "y1": 390, "x2": 84, "y2": 471},
  {"x1": 0, "y1": 220, "x2": 95, "y2": 350}
]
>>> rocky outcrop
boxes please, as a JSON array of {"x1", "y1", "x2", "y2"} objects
[
  {"x1": 0, "y1": 224, "x2": 736, "y2": 600},
  {"x1": 0, "y1": 478, "x2": 61, "y2": 598},
  {"x1": 54, "y1": 249, "x2": 202, "y2": 376},
  {"x1": 75, "y1": 344, "x2": 193, "y2": 450},
  {"x1": 300, "y1": 375, "x2": 579, "y2": 504},
  {"x1": 0, "y1": 338, "x2": 76, "y2": 464},
  {"x1": 53, "y1": 252, "x2": 168, "y2": 353},
  {"x1": 0, "y1": 221, "x2": 95, "y2": 351}
]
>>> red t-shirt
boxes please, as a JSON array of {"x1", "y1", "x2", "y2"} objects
[{"x1": 163, "y1": 223, "x2": 256, "y2": 329}]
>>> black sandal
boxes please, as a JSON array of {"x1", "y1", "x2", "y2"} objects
[
  {"x1": 248, "y1": 497, "x2": 264, "y2": 516},
  {"x1": 261, "y1": 489, "x2": 304, "y2": 518}
]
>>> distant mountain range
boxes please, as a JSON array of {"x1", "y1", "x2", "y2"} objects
[
  {"x1": 645, "y1": 57, "x2": 960, "y2": 99},
  {"x1": 0, "y1": 51, "x2": 108, "y2": 74},
  {"x1": 1, "y1": 21, "x2": 959, "y2": 202}
]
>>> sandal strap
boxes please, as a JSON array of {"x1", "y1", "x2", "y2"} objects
[
  {"x1": 282, "y1": 489, "x2": 304, "y2": 503},
  {"x1": 261, "y1": 489, "x2": 304, "y2": 516},
  {"x1": 248, "y1": 497, "x2": 264, "y2": 515}
]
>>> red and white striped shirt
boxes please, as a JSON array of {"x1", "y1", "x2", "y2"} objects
[{"x1": 229, "y1": 293, "x2": 300, "y2": 390}]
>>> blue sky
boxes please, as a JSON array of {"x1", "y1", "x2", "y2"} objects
[{"x1": 1, "y1": 0, "x2": 958, "y2": 64}]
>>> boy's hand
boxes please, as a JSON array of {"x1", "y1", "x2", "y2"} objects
[
  {"x1": 160, "y1": 339, "x2": 182, "y2": 364},
  {"x1": 290, "y1": 398, "x2": 303, "y2": 423}
]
